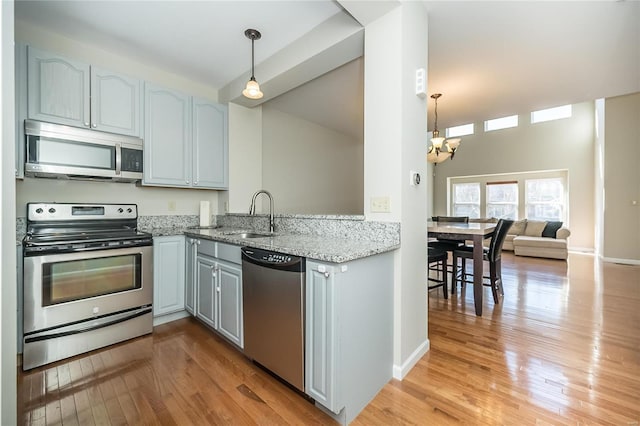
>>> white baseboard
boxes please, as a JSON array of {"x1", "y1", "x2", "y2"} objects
[
  {"x1": 392, "y1": 339, "x2": 430, "y2": 380},
  {"x1": 569, "y1": 247, "x2": 595, "y2": 254},
  {"x1": 602, "y1": 257, "x2": 640, "y2": 266},
  {"x1": 153, "y1": 310, "x2": 190, "y2": 327}
]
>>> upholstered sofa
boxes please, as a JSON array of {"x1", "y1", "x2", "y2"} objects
[
  {"x1": 472, "y1": 218, "x2": 570, "y2": 260},
  {"x1": 505, "y1": 219, "x2": 570, "y2": 260}
]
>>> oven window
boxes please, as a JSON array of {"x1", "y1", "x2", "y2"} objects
[{"x1": 42, "y1": 254, "x2": 142, "y2": 306}]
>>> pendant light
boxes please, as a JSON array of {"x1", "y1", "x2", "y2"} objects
[
  {"x1": 427, "y1": 93, "x2": 461, "y2": 163},
  {"x1": 242, "y1": 29, "x2": 263, "y2": 100}
]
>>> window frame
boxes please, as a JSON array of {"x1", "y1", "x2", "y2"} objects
[
  {"x1": 486, "y1": 180, "x2": 519, "y2": 220},
  {"x1": 448, "y1": 170, "x2": 568, "y2": 223}
]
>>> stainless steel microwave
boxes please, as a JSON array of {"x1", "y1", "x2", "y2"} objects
[{"x1": 24, "y1": 120, "x2": 143, "y2": 182}]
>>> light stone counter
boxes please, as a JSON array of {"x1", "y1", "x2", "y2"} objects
[
  {"x1": 183, "y1": 227, "x2": 399, "y2": 263},
  {"x1": 140, "y1": 213, "x2": 400, "y2": 263}
]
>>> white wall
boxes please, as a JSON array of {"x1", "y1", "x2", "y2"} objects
[
  {"x1": 603, "y1": 92, "x2": 640, "y2": 263},
  {"x1": 224, "y1": 103, "x2": 263, "y2": 214},
  {"x1": 14, "y1": 20, "x2": 223, "y2": 218},
  {"x1": 363, "y1": 3, "x2": 428, "y2": 379},
  {"x1": 262, "y1": 106, "x2": 363, "y2": 214},
  {"x1": 1, "y1": 1, "x2": 17, "y2": 423},
  {"x1": 15, "y1": 179, "x2": 217, "y2": 217},
  {"x1": 433, "y1": 100, "x2": 596, "y2": 251}
]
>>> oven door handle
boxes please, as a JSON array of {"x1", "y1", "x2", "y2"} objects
[{"x1": 24, "y1": 306, "x2": 152, "y2": 343}]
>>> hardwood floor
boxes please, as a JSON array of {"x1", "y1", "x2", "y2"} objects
[
  {"x1": 18, "y1": 253, "x2": 640, "y2": 425},
  {"x1": 355, "y1": 253, "x2": 640, "y2": 425}
]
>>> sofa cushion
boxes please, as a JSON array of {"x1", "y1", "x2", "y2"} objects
[
  {"x1": 524, "y1": 220, "x2": 547, "y2": 237},
  {"x1": 509, "y1": 219, "x2": 527, "y2": 235},
  {"x1": 513, "y1": 235, "x2": 567, "y2": 249},
  {"x1": 542, "y1": 221, "x2": 563, "y2": 238}
]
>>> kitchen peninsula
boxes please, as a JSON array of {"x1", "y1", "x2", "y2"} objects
[{"x1": 145, "y1": 213, "x2": 399, "y2": 425}]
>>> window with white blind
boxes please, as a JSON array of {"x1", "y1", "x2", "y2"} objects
[
  {"x1": 486, "y1": 181, "x2": 518, "y2": 219},
  {"x1": 452, "y1": 182, "x2": 481, "y2": 218},
  {"x1": 525, "y1": 178, "x2": 565, "y2": 221}
]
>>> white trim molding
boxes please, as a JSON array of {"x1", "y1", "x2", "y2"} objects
[
  {"x1": 393, "y1": 339, "x2": 430, "y2": 380},
  {"x1": 602, "y1": 257, "x2": 640, "y2": 266}
]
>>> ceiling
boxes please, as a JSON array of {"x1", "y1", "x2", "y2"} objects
[{"x1": 14, "y1": 1, "x2": 640, "y2": 136}]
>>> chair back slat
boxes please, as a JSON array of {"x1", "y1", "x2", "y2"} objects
[{"x1": 487, "y1": 219, "x2": 514, "y2": 262}]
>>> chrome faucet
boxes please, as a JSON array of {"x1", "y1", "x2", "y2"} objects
[{"x1": 249, "y1": 190, "x2": 275, "y2": 233}]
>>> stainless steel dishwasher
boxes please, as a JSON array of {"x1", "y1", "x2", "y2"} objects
[{"x1": 241, "y1": 247, "x2": 306, "y2": 392}]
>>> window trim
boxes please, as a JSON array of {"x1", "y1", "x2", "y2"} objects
[
  {"x1": 484, "y1": 115, "x2": 519, "y2": 132},
  {"x1": 448, "y1": 170, "x2": 568, "y2": 223},
  {"x1": 531, "y1": 105, "x2": 572, "y2": 124}
]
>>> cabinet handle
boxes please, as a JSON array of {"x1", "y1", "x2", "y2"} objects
[
  {"x1": 194, "y1": 181, "x2": 198, "y2": 186},
  {"x1": 84, "y1": 122, "x2": 90, "y2": 127},
  {"x1": 324, "y1": 272, "x2": 330, "y2": 278},
  {"x1": 92, "y1": 123, "x2": 97, "y2": 128},
  {"x1": 186, "y1": 179, "x2": 190, "y2": 184},
  {"x1": 196, "y1": 240, "x2": 201, "y2": 245},
  {"x1": 216, "y1": 286, "x2": 221, "y2": 293}
]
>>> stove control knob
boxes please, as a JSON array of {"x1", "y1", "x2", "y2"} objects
[
  {"x1": 48, "y1": 208, "x2": 56, "y2": 214},
  {"x1": 35, "y1": 208, "x2": 43, "y2": 214},
  {"x1": 118, "y1": 208, "x2": 124, "y2": 213},
  {"x1": 127, "y1": 208, "x2": 132, "y2": 213}
]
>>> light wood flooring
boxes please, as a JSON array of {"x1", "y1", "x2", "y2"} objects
[{"x1": 18, "y1": 253, "x2": 640, "y2": 425}]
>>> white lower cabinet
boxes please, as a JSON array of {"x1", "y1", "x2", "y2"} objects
[
  {"x1": 153, "y1": 236, "x2": 186, "y2": 317},
  {"x1": 216, "y1": 260, "x2": 243, "y2": 347},
  {"x1": 185, "y1": 239, "x2": 243, "y2": 348},
  {"x1": 305, "y1": 253, "x2": 394, "y2": 425},
  {"x1": 306, "y1": 263, "x2": 338, "y2": 411},
  {"x1": 195, "y1": 254, "x2": 217, "y2": 329}
]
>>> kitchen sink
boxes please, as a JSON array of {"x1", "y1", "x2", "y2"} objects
[
  {"x1": 224, "y1": 231, "x2": 274, "y2": 239},
  {"x1": 187, "y1": 225, "x2": 221, "y2": 230}
]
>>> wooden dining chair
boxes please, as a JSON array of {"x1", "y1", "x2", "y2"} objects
[
  {"x1": 427, "y1": 247, "x2": 448, "y2": 299},
  {"x1": 451, "y1": 219, "x2": 513, "y2": 303}
]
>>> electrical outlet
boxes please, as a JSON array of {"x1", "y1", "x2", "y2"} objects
[
  {"x1": 371, "y1": 196, "x2": 390, "y2": 213},
  {"x1": 168, "y1": 201, "x2": 176, "y2": 212}
]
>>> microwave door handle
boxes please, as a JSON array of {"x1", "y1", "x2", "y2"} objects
[{"x1": 115, "y1": 143, "x2": 122, "y2": 175}]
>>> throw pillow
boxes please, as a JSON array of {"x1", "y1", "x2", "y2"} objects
[
  {"x1": 524, "y1": 220, "x2": 547, "y2": 237},
  {"x1": 509, "y1": 219, "x2": 527, "y2": 235},
  {"x1": 542, "y1": 221, "x2": 563, "y2": 238}
]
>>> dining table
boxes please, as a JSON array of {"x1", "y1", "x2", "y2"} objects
[{"x1": 428, "y1": 221, "x2": 497, "y2": 316}]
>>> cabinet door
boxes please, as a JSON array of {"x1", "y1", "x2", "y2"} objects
[
  {"x1": 192, "y1": 98, "x2": 228, "y2": 189},
  {"x1": 306, "y1": 261, "x2": 339, "y2": 412},
  {"x1": 91, "y1": 67, "x2": 141, "y2": 136},
  {"x1": 143, "y1": 84, "x2": 191, "y2": 187},
  {"x1": 216, "y1": 260, "x2": 243, "y2": 348},
  {"x1": 15, "y1": 43, "x2": 27, "y2": 179},
  {"x1": 185, "y1": 238, "x2": 197, "y2": 315},
  {"x1": 195, "y1": 255, "x2": 217, "y2": 329},
  {"x1": 153, "y1": 236, "x2": 186, "y2": 317},
  {"x1": 27, "y1": 47, "x2": 90, "y2": 128}
]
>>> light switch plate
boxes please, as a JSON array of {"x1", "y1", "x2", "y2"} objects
[{"x1": 371, "y1": 196, "x2": 391, "y2": 213}]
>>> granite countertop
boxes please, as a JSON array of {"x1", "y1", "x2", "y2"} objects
[{"x1": 143, "y1": 226, "x2": 399, "y2": 263}]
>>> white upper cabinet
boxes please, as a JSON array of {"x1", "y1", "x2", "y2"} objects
[
  {"x1": 144, "y1": 84, "x2": 228, "y2": 189},
  {"x1": 26, "y1": 47, "x2": 142, "y2": 137},
  {"x1": 27, "y1": 47, "x2": 90, "y2": 128},
  {"x1": 90, "y1": 66, "x2": 142, "y2": 136},
  {"x1": 192, "y1": 98, "x2": 228, "y2": 189},
  {"x1": 144, "y1": 84, "x2": 191, "y2": 187}
]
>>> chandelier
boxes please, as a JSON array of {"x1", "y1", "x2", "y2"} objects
[{"x1": 427, "y1": 93, "x2": 461, "y2": 163}]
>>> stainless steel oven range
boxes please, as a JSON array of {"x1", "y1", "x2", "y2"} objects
[{"x1": 22, "y1": 202, "x2": 153, "y2": 370}]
